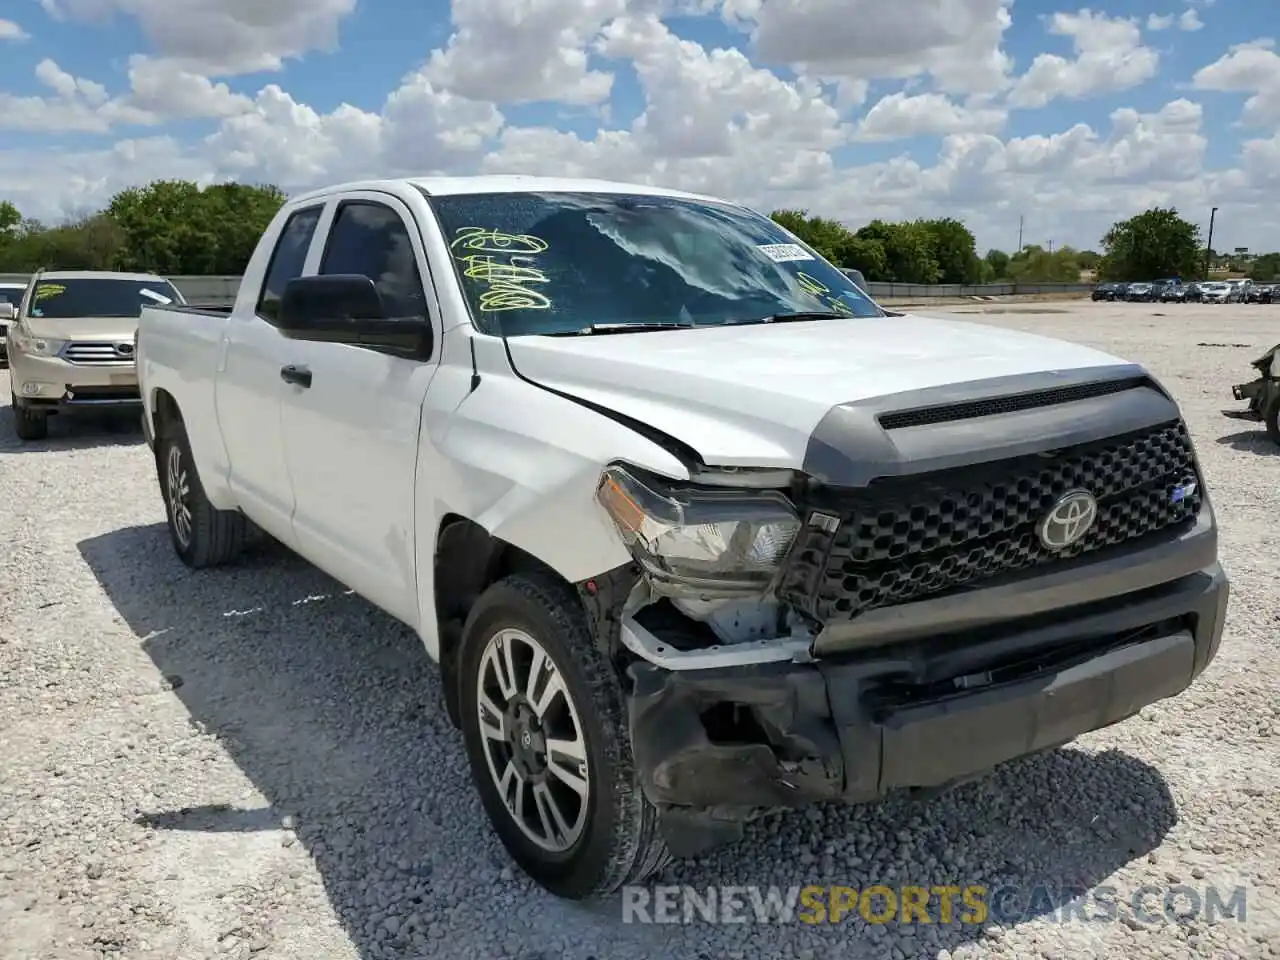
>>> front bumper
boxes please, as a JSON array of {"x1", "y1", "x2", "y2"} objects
[
  {"x1": 1229, "y1": 376, "x2": 1278, "y2": 418},
  {"x1": 8, "y1": 351, "x2": 140, "y2": 410},
  {"x1": 625, "y1": 561, "x2": 1228, "y2": 855}
]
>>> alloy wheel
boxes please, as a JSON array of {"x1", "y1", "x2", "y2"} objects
[
  {"x1": 166, "y1": 442, "x2": 193, "y2": 547},
  {"x1": 475, "y1": 627, "x2": 590, "y2": 853}
]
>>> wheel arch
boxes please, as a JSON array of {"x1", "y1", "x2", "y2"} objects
[{"x1": 432, "y1": 514, "x2": 574, "y2": 728}]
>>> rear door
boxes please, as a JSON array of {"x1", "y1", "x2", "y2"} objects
[
  {"x1": 214, "y1": 204, "x2": 326, "y2": 546},
  {"x1": 277, "y1": 192, "x2": 442, "y2": 625}
]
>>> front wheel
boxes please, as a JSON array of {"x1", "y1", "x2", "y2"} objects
[
  {"x1": 156, "y1": 420, "x2": 249, "y2": 567},
  {"x1": 11, "y1": 393, "x2": 48, "y2": 441},
  {"x1": 458, "y1": 573, "x2": 669, "y2": 899}
]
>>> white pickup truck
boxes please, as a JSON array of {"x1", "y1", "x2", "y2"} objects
[{"x1": 136, "y1": 176, "x2": 1228, "y2": 900}]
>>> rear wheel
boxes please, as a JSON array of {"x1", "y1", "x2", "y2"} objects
[
  {"x1": 11, "y1": 393, "x2": 48, "y2": 441},
  {"x1": 458, "y1": 573, "x2": 668, "y2": 899},
  {"x1": 157, "y1": 418, "x2": 249, "y2": 567}
]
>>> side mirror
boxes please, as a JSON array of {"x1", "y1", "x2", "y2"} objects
[
  {"x1": 0, "y1": 303, "x2": 15, "y2": 322},
  {"x1": 278, "y1": 275, "x2": 429, "y2": 357}
]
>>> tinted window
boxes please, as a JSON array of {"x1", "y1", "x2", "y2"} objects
[
  {"x1": 427, "y1": 191, "x2": 884, "y2": 337},
  {"x1": 320, "y1": 202, "x2": 428, "y2": 320},
  {"x1": 258, "y1": 206, "x2": 322, "y2": 322},
  {"x1": 26, "y1": 278, "x2": 181, "y2": 319},
  {"x1": 0, "y1": 288, "x2": 23, "y2": 306}
]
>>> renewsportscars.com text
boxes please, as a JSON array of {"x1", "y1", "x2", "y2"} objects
[{"x1": 621, "y1": 883, "x2": 1248, "y2": 926}]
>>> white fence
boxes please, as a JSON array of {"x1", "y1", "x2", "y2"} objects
[{"x1": 0, "y1": 273, "x2": 1096, "y2": 307}]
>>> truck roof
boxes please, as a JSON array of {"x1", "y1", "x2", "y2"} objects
[
  {"x1": 288, "y1": 175, "x2": 725, "y2": 206},
  {"x1": 35, "y1": 270, "x2": 171, "y2": 283}
]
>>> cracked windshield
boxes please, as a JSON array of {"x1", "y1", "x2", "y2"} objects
[{"x1": 427, "y1": 191, "x2": 883, "y2": 335}]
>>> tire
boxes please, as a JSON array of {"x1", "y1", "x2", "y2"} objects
[
  {"x1": 11, "y1": 393, "x2": 48, "y2": 441},
  {"x1": 156, "y1": 417, "x2": 249, "y2": 568},
  {"x1": 1266, "y1": 401, "x2": 1280, "y2": 447},
  {"x1": 458, "y1": 573, "x2": 669, "y2": 899}
]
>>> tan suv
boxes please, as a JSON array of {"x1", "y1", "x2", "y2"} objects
[{"x1": 8, "y1": 270, "x2": 184, "y2": 441}]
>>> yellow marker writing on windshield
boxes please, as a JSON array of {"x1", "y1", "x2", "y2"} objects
[
  {"x1": 457, "y1": 254, "x2": 551, "y2": 311},
  {"x1": 795, "y1": 272, "x2": 854, "y2": 314},
  {"x1": 34, "y1": 283, "x2": 66, "y2": 301},
  {"x1": 451, "y1": 227, "x2": 549, "y2": 255}
]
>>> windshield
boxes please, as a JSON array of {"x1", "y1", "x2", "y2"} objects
[
  {"x1": 26, "y1": 278, "x2": 181, "y2": 319},
  {"x1": 425, "y1": 191, "x2": 883, "y2": 336}
]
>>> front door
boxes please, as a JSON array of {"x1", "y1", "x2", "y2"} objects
[{"x1": 278, "y1": 193, "x2": 442, "y2": 626}]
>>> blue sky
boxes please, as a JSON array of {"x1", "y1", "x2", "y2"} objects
[{"x1": 0, "y1": 0, "x2": 1277, "y2": 252}]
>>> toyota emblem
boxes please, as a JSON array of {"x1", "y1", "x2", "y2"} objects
[
  {"x1": 114, "y1": 342, "x2": 135, "y2": 357},
  {"x1": 1037, "y1": 489, "x2": 1098, "y2": 550}
]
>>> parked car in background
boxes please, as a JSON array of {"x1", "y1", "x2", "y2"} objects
[
  {"x1": 1226, "y1": 279, "x2": 1252, "y2": 303},
  {"x1": 1184, "y1": 282, "x2": 1203, "y2": 302},
  {"x1": 1126, "y1": 282, "x2": 1155, "y2": 302},
  {"x1": 7, "y1": 270, "x2": 185, "y2": 440},
  {"x1": 1092, "y1": 281, "x2": 1123, "y2": 301},
  {"x1": 1199, "y1": 282, "x2": 1232, "y2": 304},
  {"x1": 1158, "y1": 281, "x2": 1187, "y2": 303},
  {"x1": 1245, "y1": 283, "x2": 1274, "y2": 303},
  {"x1": 0, "y1": 281, "x2": 25, "y2": 366},
  {"x1": 135, "y1": 174, "x2": 1227, "y2": 900}
]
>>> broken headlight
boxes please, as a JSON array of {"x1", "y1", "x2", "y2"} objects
[{"x1": 595, "y1": 464, "x2": 801, "y2": 598}]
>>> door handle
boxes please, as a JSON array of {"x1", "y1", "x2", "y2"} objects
[{"x1": 280, "y1": 364, "x2": 312, "y2": 388}]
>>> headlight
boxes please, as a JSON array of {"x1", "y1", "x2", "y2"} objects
[
  {"x1": 11, "y1": 330, "x2": 66, "y2": 357},
  {"x1": 595, "y1": 464, "x2": 801, "y2": 598}
]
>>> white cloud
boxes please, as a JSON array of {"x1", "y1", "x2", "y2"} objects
[
  {"x1": 855, "y1": 92, "x2": 1007, "y2": 141},
  {"x1": 424, "y1": 0, "x2": 625, "y2": 105},
  {"x1": 1146, "y1": 9, "x2": 1203, "y2": 31},
  {"x1": 1009, "y1": 9, "x2": 1159, "y2": 109},
  {"x1": 725, "y1": 0, "x2": 1016, "y2": 97},
  {"x1": 1146, "y1": 9, "x2": 1203, "y2": 30},
  {"x1": 1192, "y1": 38, "x2": 1280, "y2": 128},
  {"x1": 0, "y1": 18, "x2": 30, "y2": 39},
  {"x1": 2, "y1": 0, "x2": 1279, "y2": 255},
  {"x1": 33, "y1": 0, "x2": 356, "y2": 74},
  {"x1": 1178, "y1": 9, "x2": 1204, "y2": 30},
  {"x1": 0, "y1": 59, "x2": 153, "y2": 133},
  {"x1": 0, "y1": 56, "x2": 250, "y2": 133},
  {"x1": 124, "y1": 56, "x2": 253, "y2": 120}
]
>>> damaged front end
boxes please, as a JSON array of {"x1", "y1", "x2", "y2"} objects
[
  {"x1": 582, "y1": 422, "x2": 1227, "y2": 857},
  {"x1": 1225, "y1": 342, "x2": 1280, "y2": 440}
]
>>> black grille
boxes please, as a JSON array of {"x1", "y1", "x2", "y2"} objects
[
  {"x1": 877, "y1": 377, "x2": 1147, "y2": 430},
  {"x1": 779, "y1": 421, "x2": 1202, "y2": 623}
]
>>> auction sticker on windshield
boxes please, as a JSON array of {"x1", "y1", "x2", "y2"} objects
[{"x1": 756, "y1": 243, "x2": 814, "y2": 263}]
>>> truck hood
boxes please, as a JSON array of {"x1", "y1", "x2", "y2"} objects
[
  {"x1": 21, "y1": 315, "x2": 139, "y2": 341},
  {"x1": 505, "y1": 312, "x2": 1134, "y2": 467}
]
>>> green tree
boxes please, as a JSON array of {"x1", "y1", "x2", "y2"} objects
[
  {"x1": 1076, "y1": 250, "x2": 1101, "y2": 271},
  {"x1": 915, "y1": 217, "x2": 982, "y2": 284},
  {"x1": 1098, "y1": 207, "x2": 1201, "y2": 281},
  {"x1": 0, "y1": 200, "x2": 20, "y2": 237},
  {"x1": 855, "y1": 220, "x2": 940, "y2": 284},
  {"x1": 984, "y1": 248, "x2": 1010, "y2": 280},
  {"x1": 106, "y1": 179, "x2": 286, "y2": 275},
  {"x1": 1007, "y1": 244, "x2": 1083, "y2": 282},
  {"x1": 840, "y1": 236, "x2": 889, "y2": 281},
  {"x1": 769, "y1": 209, "x2": 854, "y2": 265},
  {"x1": 1251, "y1": 253, "x2": 1280, "y2": 281}
]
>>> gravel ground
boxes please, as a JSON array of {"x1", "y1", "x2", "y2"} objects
[{"x1": 1, "y1": 300, "x2": 1278, "y2": 960}]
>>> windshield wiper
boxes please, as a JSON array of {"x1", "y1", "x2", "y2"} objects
[
  {"x1": 723, "y1": 311, "x2": 849, "y2": 326},
  {"x1": 545, "y1": 320, "x2": 695, "y2": 336}
]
